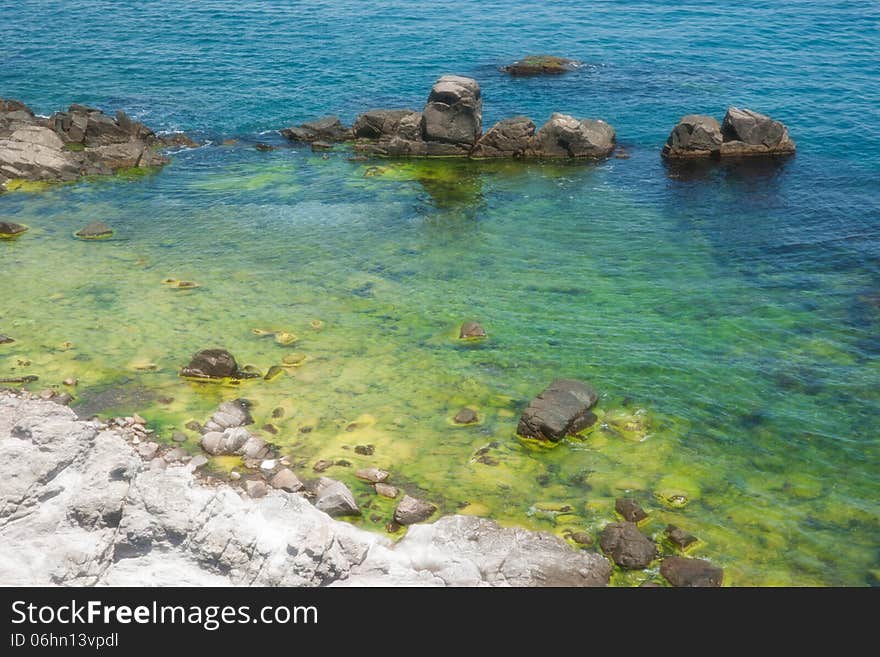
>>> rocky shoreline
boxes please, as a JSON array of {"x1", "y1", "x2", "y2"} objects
[{"x1": 0, "y1": 390, "x2": 614, "y2": 586}]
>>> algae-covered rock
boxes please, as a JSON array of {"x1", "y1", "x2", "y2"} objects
[
  {"x1": 459, "y1": 320, "x2": 487, "y2": 339},
  {"x1": 453, "y1": 408, "x2": 479, "y2": 425},
  {"x1": 615, "y1": 497, "x2": 648, "y2": 523},
  {"x1": 502, "y1": 55, "x2": 580, "y2": 76},
  {"x1": 665, "y1": 524, "x2": 698, "y2": 550},
  {"x1": 180, "y1": 349, "x2": 251, "y2": 380},
  {"x1": 0, "y1": 221, "x2": 28, "y2": 238},
  {"x1": 599, "y1": 522, "x2": 656, "y2": 570},
  {"x1": 517, "y1": 379, "x2": 599, "y2": 441},
  {"x1": 280, "y1": 116, "x2": 351, "y2": 143}
]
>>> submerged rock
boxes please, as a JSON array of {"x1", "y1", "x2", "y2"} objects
[
  {"x1": 599, "y1": 522, "x2": 656, "y2": 570},
  {"x1": 0, "y1": 221, "x2": 28, "y2": 238},
  {"x1": 453, "y1": 408, "x2": 479, "y2": 425},
  {"x1": 662, "y1": 107, "x2": 795, "y2": 159},
  {"x1": 355, "y1": 467, "x2": 389, "y2": 484},
  {"x1": 0, "y1": 335, "x2": 14, "y2": 345},
  {"x1": 502, "y1": 55, "x2": 580, "y2": 76},
  {"x1": 313, "y1": 477, "x2": 360, "y2": 517},
  {"x1": 180, "y1": 349, "x2": 252, "y2": 380},
  {"x1": 660, "y1": 556, "x2": 723, "y2": 587},
  {"x1": 459, "y1": 320, "x2": 487, "y2": 339},
  {"x1": 517, "y1": 379, "x2": 599, "y2": 441},
  {"x1": 665, "y1": 524, "x2": 698, "y2": 550},
  {"x1": 74, "y1": 221, "x2": 113, "y2": 239},
  {"x1": 394, "y1": 495, "x2": 437, "y2": 525}
]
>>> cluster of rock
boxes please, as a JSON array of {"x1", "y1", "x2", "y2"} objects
[
  {"x1": 0, "y1": 98, "x2": 189, "y2": 189},
  {"x1": 662, "y1": 107, "x2": 796, "y2": 159},
  {"x1": 0, "y1": 391, "x2": 612, "y2": 586},
  {"x1": 281, "y1": 75, "x2": 616, "y2": 160}
]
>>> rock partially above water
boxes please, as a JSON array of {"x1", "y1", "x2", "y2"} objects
[
  {"x1": 314, "y1": 477, "x2": 361, "y2": 517},
  {"x1": 660, "y1": 556, "x2": 723, "y2": 587},
  {"x1": 459, "y1": 320, "x2": 487, "y2": 339},
  {"x1": 599, "y1": 522, "x2": 656, "y2": 570},
  {"x1": 202, "y1": 399, "x2": 253, "y2": 433},
  {"x1": 422, "y1": 75, "x2": 483, "y2": 147},
  {"x1": 270, "y1": 468, "x2": 304, "y2": 492},
  {"x1": 281, "y1": 115, "x2": 351, "y2": 143},
  {"x1": 615, "y1": 497, "x2": 648, "y2": 523},
  {"x1": 471, "y1": 116, "x2": 536, "y2": 158},
  {"x1": 394, "y1": 495, "x2": 437, "y2": 525},
  {"x1": 453, "y1": 408, "x2": 479, "y2": 425},
  {"x1": 665, "y1": 524, "x2": 698, "y2": 550},
  {"x1": 502, "y1": 55, "x2": 581, "y2": 76},
  {"x1": 0, "y1": 99, "x2": 177, "y2": 189},
  {"x1": 663, "y1": 107, "x2": 795, "y2": 159},
  {"x1": 0, "y1": 221, "x2": 28, "y2": 238},
  {"x1": 74, "y1": 221, "x2": 113, "y2": 239},
  {"x1": 180, "y1": 349, "x2": 254, "y2": 380},
  {"x1": 529, "y1": 113, "x2": 616, "y2": 159},
  {"x1": 517, "y1": 379, "x2": 599, "y2": 441}
]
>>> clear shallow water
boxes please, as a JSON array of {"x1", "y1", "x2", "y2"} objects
[{"x1": 2, "y1": 1, "x2": 879, "y2": 585}]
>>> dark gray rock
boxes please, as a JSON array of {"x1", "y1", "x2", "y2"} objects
[
  {"x1": 74, "y1": 221, "x2": 113, "y2": 239},
  {"x1": 665, "y1": 524, "x2": 698, "y2": 550},
  {"x1": 0, "y1": 222, "x2": 28, "y2": 237},
  {"x1": 453, "y1": 408, "x2": 478, "y2": 425},
  {"x1": 599, "y1": 522, "x2": 656, "y2": 569},
  {"x1": 0, "y1": 335, "x2": 14, "y2": 345},
  {"x1": 529, "y1": 113, "x2": 615, "y2": 159},
  {"x1": 615, "y1": 497, "x2": 648, "y2": 523},
  {"x1": 180, "y1": 349, "x2": 242, "y2": 380},
  {"x1": 517, "y1": 379, "x2": 599, "y2": 441},
  {"x1": 661, "y1": 114, "x2": 723, "y2": 158},
  {"x1": 421, "y1": 75, "x2": 482, "y2": 146},
  {"x1": 394, "y1": 495, "x2": 437, "y2": 525},
  {"x1": 313, "y1": 477, "x2": 360, "y2": 517},
  {"x1": 660, "y1": 556, "x2": 723, "y2": 587},
  {"x1": 280, "y1": 115, "x2": 351, "y2": 143},
  {"x1": 720, "y1": 106, "x2": 796, "y2": 156},
  {"x1": 353, "y1": 109, "x2": 419, "y2": 139},
  {"x1": 471, "y1": 116, "x2": 536, "y2": 158}
]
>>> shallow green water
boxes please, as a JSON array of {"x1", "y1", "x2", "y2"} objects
[{"x1": 2, "y1": 148, "x2": 877, "y2": 586}]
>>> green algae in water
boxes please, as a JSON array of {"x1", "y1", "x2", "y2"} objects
[{"x1": 1, "y1": 153, "x2": 878, "y2": 586}]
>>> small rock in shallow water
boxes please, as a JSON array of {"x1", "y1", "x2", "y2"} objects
[
  {"x1": 39, "y1": 389, "x2": 55, "y2": 400},
  {"x1": 270, "y1": 468, "x2": 304, "y2": 492},
  {"x1": 180, "y1": 349, "x2": 247, "y2": 380},
  {"x1": 502, "y1": 55, "x2": 580, "y2": 76},
  {"x1": 394, "y1": 495, "x2": 437, "y2": 525},
  {"x1": 660, "y1": 556, "x2": 723, "y2": 587},
  {"x1": 190, "y1": 455, "x2": 208, "y2": 469},
  {"x1": 254, "y1": 142, "x2": 274, "y2": 152},
  {"x1": 313, "y1": 459, "x2": 333, "y2": 473},
  {"x1": 245, "y1": 480, "x2": 268, "y2": 498},
  {"x1": 0, "y1": 335, "x2": 14, "y2": 344},
  {"x1": 262, "y1": 423, "x2": 278, "y2": 435},
  {"x1": 665, "y1": 525, "x2": 698, "y2": 550},
  {"x1": 264, "y1": 365, "x2": 284, "y2": 381},
  {"x1": 271, "y1": 406, "x2": 284, "y2": 418},
  {"x1": 355, "y1": 467, "x2": 389, "y2": 484},
  {"x1": 171, "y1": 432, "x2": 187, "y2": 443},
  {"x1": 0, "y1": 221, "x2": 28, "y2": 238},
  {"x1": 63, "y1": 377, "x2": 77, "y2": 386},
  {"x1": 274, "y1": 332, "x2": 298, "y2": 346},
  {"x1": 599, "y1": 522, "x2": 656, "y2": 570},
  {"x1": 615, "y1": 498, "x2": 648, "y2": 523},
  {"x1": 313, "y1": 477, "x2": 360, "y2": 517},
  {"x1": 569, "y1": 531, "x2": 594, "y2": 546},
  {"x1": 453, "y1": 408, "x2": 479, "y2": 425},
  {"x1": 74, "y1": 221, "x2": 113, "y2": 239},
  {"x1": 517, "y1": 379, "x2": 599, "y2": 441},
  {"x1": 374, "y1": 483, "x2": 399, "y2": 499},
  {"x1": 354, "y1": 444, "x2": 374, "y2": 456},
  {"x1": 459, "y1": 321, "x2": 487, "y2": 339},
  {"x1": 185, "y1": 420, "x2": 201, "y2": 432}
]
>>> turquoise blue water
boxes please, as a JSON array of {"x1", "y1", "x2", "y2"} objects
[{"x1": 1, "y1": 1, "x2": 879, "y2": 585}]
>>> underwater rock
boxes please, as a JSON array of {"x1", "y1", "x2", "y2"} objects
[
  {"x1": 394, "y1": 495, "x2": 437, "y2": 525},
  {"x1": 74, "y1": 221, "x2": 113, "y2": 239},
  {"x1": 529, "y1": 113, "x2": 616, "y2": 159},
  {"x1": 280, "y1": 115, "x2": 351, "y2": 143},
  {"x1": 313, "y1": 477, "x2": 360, "y2": 517},
  {"x1": 459, "y1": 320, "x2": 487, "y2": 339},
  {"x1": 180, "y1": 349, "x2": 251, "y2": 380},
  {"x1": 310, "y1": 141, "x2": 332, "y2": 152},
  {"x1": 471, "y1": 116, "x2": 536, "y2": 158},
  {"x1": 615, "y1": 498, "x2": 648, "y2": 523},
  {"x1": 665, "y1": 524, "x2": 698, "y2": 550},
  {"x1": 662, "y1": 107, "x2": 795, "y2": 159},
  {"x1": 0, "y1": 335, "x2": 14, "y2": 344},
  {"x1": 354, "y1": 444, "x2": 374, "y2": 456},
  {"x1": 569, "y1": 531, "x2": 594, "y2": 546},
  {"x1": 660, "y1": 556, "x2": 723, "y2": 587},
  {"x1": 254, "y1": 142, "x2": 273, "y2": 152},
  {"x1": 422, "y1": 75, "x2": 482, "y2": 147},
  {"x1": 661, "y1": 115, "x2": 723, "y2": 158},
  {"x1": 0, "y1": 221, "x2": 28, "y2": 237},
  {"x1": 453, "y1": 408, "x2": 479, "y2": 425},
  {"x1": 599, "y1": 522, "x2": 656, "y2": 570},
  {"x1": 374, "y1": 483, "x2": 399, "y2": 499},
  {"x1": 270, "y1": 468, "x2": 304, "y2": 492},
  {"x1": 355, "y1": 467, "x2": 389, "y2": 484},
  {"x1": 517, "y1": 379, "x2": 599, "y2": 441},
  {"x1": 502, "y1": 55, "x2": 580, "y2": 76}
]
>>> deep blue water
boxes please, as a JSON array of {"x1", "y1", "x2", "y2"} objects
[{"x1": 2, "y1": 1, "x2": 879, "y2": 585}]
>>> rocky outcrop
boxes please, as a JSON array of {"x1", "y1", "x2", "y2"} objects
[
  {"x1": 421, "y1": 75, "x2": 482, "y2": 147},
  {"x1": 517, "y1": 379, "x2": 599, "y2": 441},
  {"x1": 502, "y1": 55, "x2": 581, "y2": 76},
  {"x1": 662, "y1": 107, "x2": 795, "y2": 159},
  {"x1": 471, "y1": 116, "x2": 536, "y2": 158},
  {"x1": 280, "y1": 115, "x2": 352, "y2": 143},
  {"x1": 0, "y1": 392, "x2": 611, "y2": 586},
  {"x1": 0, "y1": 99, "x2": 183, "y2": 189},
  {"x1": 528, "y1": 113, "x2": 616, "y2": 159}
]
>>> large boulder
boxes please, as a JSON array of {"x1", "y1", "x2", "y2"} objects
[
  {"x1": 661, "y1": 114, "x2": 723, "y2": 158},
  {"x1": 720, "y1": 106, "x2": 795, "y2": 156},
  {"x1": 471, "y1": 116, "x2": 536, "y2": 158},
  {"x1": 529, "y1": 113, "x2": 616, "y2": 159},
  {"x1": 502, "y1": 55, "x2": 580, "y2": 76},
  {"x1": 281, "y1": 115, "x2": 351, "y2": 143},
  {"x1": 517, "y1": 379, "x2": 599, "y2": 441},
  {"x1": 421, "y1": 75, "x2": 482, "y2": 146},
  {"x1": 599, "y1": 522, "x2": 656, "y2": 569}
]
